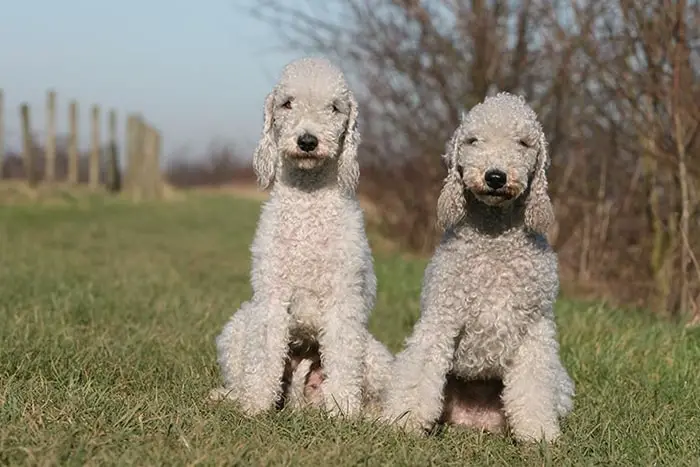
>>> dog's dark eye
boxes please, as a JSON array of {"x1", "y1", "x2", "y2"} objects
[
  {"x1": 331, "y1": 103, "x2": 341, "y2": 114},
  {"x1": 281, "y1": 99, "x2": 293, "y2": 110},
  {"x1": 467, "y1": 137, "x2": 478, "y2": 145},
  {"x1": 519, "y1": 139, "x2": 530, "y2": 148}
]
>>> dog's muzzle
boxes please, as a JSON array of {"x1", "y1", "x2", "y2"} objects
[
  {"x1": 458, "y1": 166, "x2": 522, "y2": 204},
  {"x1": 288, "y1": 132, "x2": 327, "y2": 161}
]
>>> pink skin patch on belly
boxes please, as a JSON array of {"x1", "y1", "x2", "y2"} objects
[{"x1": 439, "y1": 375, "x2": 507, "y2": 433}]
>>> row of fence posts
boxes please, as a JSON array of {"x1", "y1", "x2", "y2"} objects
[{"x1": 0, "y1": 89, "x2": 164, "y2": 200}]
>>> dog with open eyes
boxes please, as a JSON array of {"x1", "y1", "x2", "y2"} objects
[
  {"x1": 210, "y1": 57, "x2": 393, "y2": 418},
  {"x1": 380, "y1": 93, "x2": 575, "y2": 442}
]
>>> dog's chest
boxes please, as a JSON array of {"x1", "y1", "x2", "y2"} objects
[
  {"x1": 444, "y1": 236, "x2": 555, "y2": 378},
  {"x1": 451, "y1": 306, "x2": 527, "y2": 379},
  {"x1": 259, "y1": 196, "x2": 365, "y2": 326},
  {"x1": 253, "y1": 191, "x2": 372, "y2": 335},
  {"x1": 273, "y1": 209, "x2": 345, "y2": 288}
]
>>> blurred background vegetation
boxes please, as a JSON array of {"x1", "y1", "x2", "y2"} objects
[{"x1": 3, "y1": 0, "x2": 699, "y2": 325}]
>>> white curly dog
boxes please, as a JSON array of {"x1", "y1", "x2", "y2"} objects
[
  {"x1": 210, "y1": 57, "x2": 392, "y2": 417},
  {"x1": 381, "y1": 93, "x2": 575, "y2": 442}
]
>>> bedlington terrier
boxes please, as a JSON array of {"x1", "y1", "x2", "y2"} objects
[
  {"x1": 381, "y1": 93, "x2": 574, "y2": 442},
  {"x1": 210, "y1": 57, "x2": 393, "y2": 417}
]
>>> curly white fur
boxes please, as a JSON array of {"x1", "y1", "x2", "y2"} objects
[
  {"x1": 381, "y1": 93, "x2": 575, "y2": 442},
  {"x1": 210, "y1": 57, "x2": 392, "y2": 418}
]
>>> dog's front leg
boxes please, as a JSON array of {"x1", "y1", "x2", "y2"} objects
[
  {"x1": 381, "y1": 309, "x2": 461, "y2": 435},
  {"x1": 502, "y1": 317, "x2": 564, "y2": 442},
  {"x1": 238, "y1": 298, "x2": 291, "y2": 416},
  {"x1": 318, "y1": 293, "x2": 367, "y2": 418}
]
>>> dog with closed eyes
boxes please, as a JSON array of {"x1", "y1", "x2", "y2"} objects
[{"x1": 381, "y1": 93, "x2": 575, "y2": 442}]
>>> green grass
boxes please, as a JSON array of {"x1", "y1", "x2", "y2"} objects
[{"x1": 1, "y1": 194, "x2": 699, "y2": 466}]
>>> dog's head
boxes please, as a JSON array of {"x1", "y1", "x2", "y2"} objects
[
  {"x1": 253, "y1": 57, "x2": 360, "y2": 193},
  {"x1": 437, "y1": 92, "x2": 554, "y2": 235}
]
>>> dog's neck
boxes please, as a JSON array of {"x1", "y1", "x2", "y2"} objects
[
  {"x1": 275, "y1": 158, "x2": 339, "y2": 194},
  {"x1": 457, "y1": 192, "x2": 528, "y2": 237}
]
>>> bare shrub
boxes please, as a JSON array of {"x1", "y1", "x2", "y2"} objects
[
  {"x1": 165, "y1": 143, "x2": 255, "y2": 187},
  {"x1": 253, "y1": 0, "x2": 700, "y2": 319}
]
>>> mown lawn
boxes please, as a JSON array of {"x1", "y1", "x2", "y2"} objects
[{"x1": 0, "y1": 193, "x2": 698, "y2": 466}]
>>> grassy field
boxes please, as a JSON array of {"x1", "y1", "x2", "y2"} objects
[{"x1": 1, "y1": 193, "x2": 699, "y2": 466}]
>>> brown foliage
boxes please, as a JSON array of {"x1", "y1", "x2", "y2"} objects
[
  {"x1": 253, "y1": 0, "x2": 700, "y2": 319},
  {"x1": 165, "y1": 144, "x2": 255, "y2": 187}
]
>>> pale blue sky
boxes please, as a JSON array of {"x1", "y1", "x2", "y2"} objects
[{"x1": 0, "y1": 0, "x2": 302, "y2": 162}]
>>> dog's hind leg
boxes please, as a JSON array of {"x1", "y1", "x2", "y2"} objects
[{"x1": 210, "y1": 301, "x2": 254, "y2": 403}]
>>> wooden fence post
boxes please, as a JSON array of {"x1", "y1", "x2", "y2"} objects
[
  {"x1": 20, "y1": 103, "x2": 36, "y2": 186},
  {"x1": 106, "y1": 109, "x2": 120, "y2": 192},
  {"x1": 143, "y1": 124, "x2": 158, "y2": 200},
  {"x1": 0, "y1": 89, "x2": 4, "y2": 180},
  {"x1": 125, "y1": 114, "x2": 134, "y2": 193},
  {"x1": 89, "y1": 104, "x2": 100, "y2": 189},
  {"x1": 45, "y1": 89, "x2": 57, "y2": 183},
  {"x1": 140, "y1": 121, "x2": 153, "y2": 201},
  {"x1": 123, "y1": 115, "x2": 162, "y2": 201},
  {"x1": 68, "y1": 100, "x2": 79, "y2": 184},
  {"x1": 125, "y1": 114, "x2": 142, "y2": 198},
  {"x1": 152, "y1": 125, "x2": 164, "y2": 198}
]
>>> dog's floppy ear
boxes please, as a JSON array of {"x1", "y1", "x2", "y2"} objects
[
  {"x1": 252, "y1": 91, "x2": 277, "y2": 189},
  {"x1": 337, "y1": 91, "x2": 361, "y2": 194},
  {"x1": 524, "y1": 129, "x2": 555, "y2": 235},
  {"x1": 436, "y1": 128, "x2": 467, "y2": 231}
]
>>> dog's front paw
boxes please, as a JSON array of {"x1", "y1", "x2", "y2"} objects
[
  {"x1": 511, "y1": 421, "x2": 561, "y2": 443},
  {"x1": 208, "y1": 386, "x2": 235, "y2": 402},
  {"x1": 323, "y1": 395, "x2": 362, "y2": 418},
  {"x1": 381, "y1": 409, "x2": 430, "y2": 436},
  {"x1": 238, "y1": 399, "x2": 272, "y2": 417},
  {"x1": 321, "y1": 385, "x2": 362, "y2": 418}
]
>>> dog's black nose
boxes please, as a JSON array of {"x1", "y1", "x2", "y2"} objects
[
  {"x1": 484, "y1": 169, "x2": 507, "y2": 190},
  {"x1": 297, "y1": 133, "x2": 318, "y2": 152}
]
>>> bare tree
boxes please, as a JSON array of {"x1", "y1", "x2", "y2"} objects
[{"x1": 252, "y1": 0, "x2": 700, "y2": 320}]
